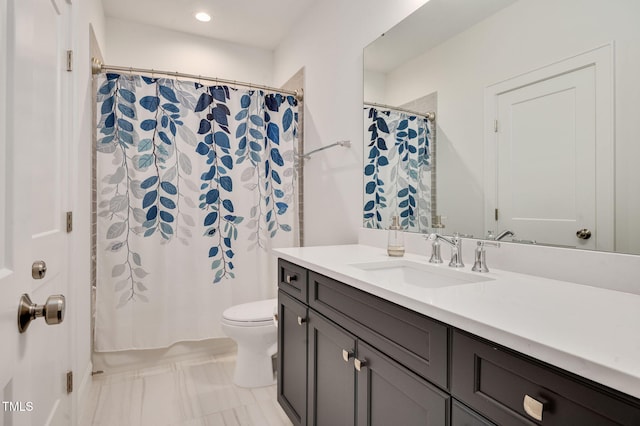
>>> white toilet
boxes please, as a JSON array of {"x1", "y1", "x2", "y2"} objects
[{"x1": 221, "y1": 298, "x2": 278, "y2": 388}]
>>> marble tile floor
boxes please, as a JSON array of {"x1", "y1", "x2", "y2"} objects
[{"x1": 80, "y1": 353, "x2": 293, "y2": 426}]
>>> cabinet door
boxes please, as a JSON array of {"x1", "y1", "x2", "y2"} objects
[
  {"x1": 356, "y1": 341, "x2": 450, "y2": 426},
  {"x1": 309, "y1": 271, "x2": 449, "y2": 388},
  {"x1": 308, "y1": 310, "x2": 357, "y2": 426},
  {"x1": 278, "y1": 291, "x2": 308, "y2": 426},
  {"x1": 451, "y1": 399, "x2": 496, "y2": 426}
]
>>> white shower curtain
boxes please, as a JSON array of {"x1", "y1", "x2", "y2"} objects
[{"x1": 95, "y1": 74, "x2": 298, "y2": 351}]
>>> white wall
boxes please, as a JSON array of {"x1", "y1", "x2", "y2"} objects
[
  {"x1": 381, "y1": 0, "x2": 640, "y2": 254},
  {"x1": 273, "y1": 0, "x2": 429, "y2": 246},
  {"x1": 105, "y1": 18, "x2": 274, "y2": 85},
  {"x1": 363, "y1": 69, "x2": 387, "y2": 104}
]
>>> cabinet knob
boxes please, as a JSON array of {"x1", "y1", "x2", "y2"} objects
[
  {"x1": 297, "y1": 316, "x2": 306, "y2": 326},
  {"x1": 523, "y1": 394, "x2": 545, "y2": 421},
  {"x1": 285, "y1": 274, "x2": 297, "y2": 284},
  {"x1": 354, "y1": 358, "x2": 367, "y2": 372},
  {"x1": 342, "y1": 349, "x2": 354, "y2": 363}
]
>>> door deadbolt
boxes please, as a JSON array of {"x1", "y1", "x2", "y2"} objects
[
  {"x1": 32, "y1": 260, "x2": 47, "y2": 279},
  {"x1": 576, "y1": 229, "x2": 592, "y2": 240},
  {"x1": 18, "y1": 294, "x2": 65, "y2": 333}
]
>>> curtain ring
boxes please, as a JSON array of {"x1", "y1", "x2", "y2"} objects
[
  {"x1": 128, "y1": 67, "x2": 133, "y2": 77},
  {"x1": 151, "y1": 69, "x2": 155, "y2": 79},
  {"x1": 198, "y1": 75, "x2": 202, "y2": 85}
]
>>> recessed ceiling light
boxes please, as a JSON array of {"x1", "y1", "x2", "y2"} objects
[{"x1": 195, "y1": 12, "x2": 211, "y2": 22}]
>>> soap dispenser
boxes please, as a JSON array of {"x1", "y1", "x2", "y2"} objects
[{"x1": 387, "y1": 215, "x2": 405, "y2": 257}]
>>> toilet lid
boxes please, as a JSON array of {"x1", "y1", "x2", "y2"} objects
[{"x1": 222, "y1": 298, "x2": 277, "y2": 323}]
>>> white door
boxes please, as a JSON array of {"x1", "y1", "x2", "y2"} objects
[
  {"x1": 493, "y1": 65, "x2": 598, "y2": 248},
  {"x1": 1, "y1": 0, "x2": 72, "y2": 424},
  {"x1": 484, "y1": 46, "x2": 614, "y2": 251}
]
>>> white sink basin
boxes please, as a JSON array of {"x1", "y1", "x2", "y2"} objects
[{"x1": 349, "y1": 259, "x2": 494, "y2": 288}]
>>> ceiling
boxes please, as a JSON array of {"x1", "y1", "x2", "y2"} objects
[
  {"x1": 102, "y1": 0, "x2": 317, "y2": 50},
  {"x1": 364, "y1": 0, "x2": 518, "y2": 73}
]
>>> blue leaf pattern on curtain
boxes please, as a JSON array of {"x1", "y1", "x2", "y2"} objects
[
  {"x1": 96, "y1": 74, "x2": 298, "y2": 305},
  {"x1": 363, "y1": 107, "x2": 431, "y2": 232}
]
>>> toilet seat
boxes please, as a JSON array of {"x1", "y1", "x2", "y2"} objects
[{"x1": 222, "y1": 298, "x2": 276, "y2": 327}]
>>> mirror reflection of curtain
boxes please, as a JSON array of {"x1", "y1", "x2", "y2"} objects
[{"x1": 363, "y1": 107, "x2": 431, "y2": 232}]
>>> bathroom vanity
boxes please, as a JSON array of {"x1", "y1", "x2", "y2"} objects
[{"x1": 274, "y1": 245, "x2": 640, "y2": 425}]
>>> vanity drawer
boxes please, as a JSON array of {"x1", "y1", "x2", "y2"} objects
[
  {"x1": 308, "y1": 271, "x2": 449, "y2": 389},
  {"x1": 278, "y1": 259, "x2": 308, "y2": 303},
  {"x1": 451, "y1": 331, "x2": 640, "y2": 425}
]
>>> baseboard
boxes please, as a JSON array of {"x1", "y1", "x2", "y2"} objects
[{"x1": 91, "y1": 337, "x2": 237, "y2": 375}]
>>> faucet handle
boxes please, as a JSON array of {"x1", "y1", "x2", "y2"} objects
[
  {"x1": 472, "y1": 240, "x2": 500, "y2": 272},
  {"x1": 478, "y1": 240, "x2": 500, "y2": 249},
  {"x1": 424, "y1": 234, "x2": 443, "y2": 263},
  {"x1": 425, "y1": 232, "x2": 438, "y2": 241},
  {"x1": 429, "y1": 239, "x2": 443, "y2": 264}
]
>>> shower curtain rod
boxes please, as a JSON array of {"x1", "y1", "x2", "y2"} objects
[
  {"x1": 364, "y1": 101, "x2": 435, "y2": 121},
  {"x1": 91, "y1": 58, "x2": 304, "y2": 101}
]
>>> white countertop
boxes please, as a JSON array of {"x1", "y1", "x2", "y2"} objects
[{"x1": 274, "y1": 244, "x2": 640, "y2": 399}]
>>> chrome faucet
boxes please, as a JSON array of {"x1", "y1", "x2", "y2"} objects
[
  {"x1": 471, "y1": 241, "x2": 500, "y2": 273},
  {"x1": 494, "y1": 229, "x2": 515, "y2": 241},
  {"x1": 427, "y1": 233, "x2": 464, "y2": 268}
]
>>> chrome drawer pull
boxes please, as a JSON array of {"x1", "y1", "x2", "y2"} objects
[
  {"x1": 523, "y1": 394, "x2": 544, "y2": 421},
  {"x1": 354, "y1": 358, "x2": 367, "y2": 372},
  {"x1": 285, "y1": 274, "x2": 297, "y2": 284},
  {"x1": 297, "y1": 316, "x2": 306, "y2": 326},
  {"x1": 342, "y1": 349, "x2": 354, "y2": 363}
]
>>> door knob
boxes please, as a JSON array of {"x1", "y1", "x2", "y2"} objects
[
  {"x1": 18, "y1": 294, "x2": 65, "y2": 333},
  {"x1": 576, "y1": 229, "x2": 592, "y2": 240}
]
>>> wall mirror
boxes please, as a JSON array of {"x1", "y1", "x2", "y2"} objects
[{"x1": 363, "y1": 0, "x2": 640, "y2": 255}]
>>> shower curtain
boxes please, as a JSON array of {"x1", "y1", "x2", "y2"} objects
[
  {"x1": 95, "y1": 73, "x2": 298, "y2": 351},
  {"x1": 363, "y1": 107, "x2": 431, "y2": 232}
]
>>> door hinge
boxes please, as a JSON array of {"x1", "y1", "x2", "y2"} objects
[
  {"x1": 66, "y1": 371, "x2": 73, "y2": 394},
  {"x1": 494, "y1": 119, "x2": 498, "y2": 133},
  {"x1": 66, "y1": 211, "x2": 73, "y2": 233},
  {"x1": 495, "y1": 208, "x2": 499, "y2": 221},
  {"x1": 66, "y1": 50, "x2": 73, "y2": 72}
]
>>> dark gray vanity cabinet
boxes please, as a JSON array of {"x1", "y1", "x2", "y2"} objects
[
  {"x1": 451, "y1": 331, "x2": 640, "y2": 425},
  {"x1": 307, "y1": 270, "x2": 449, "y2": 389},
  {"x1": 451, "y1": 400, "x2": 496, "y2": 426},
  {"x1": 277, "y1": 258, "x2": 310, "y2": 426},
  {"x1": 307, "y1": 310, "x2": 356, "y2": 425},
  {"x1": 277, "y1": 291, "x2": 308, "y2": 426},
  {"x1": 277, "y1": 259, "x2": 640, "y2": 426},
  {"x1": 356, "y1": 340, "x2": 450, "y2": 425},
  {"x1": 278, "y1": 259, "x2": 450, "y2": 426}
]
